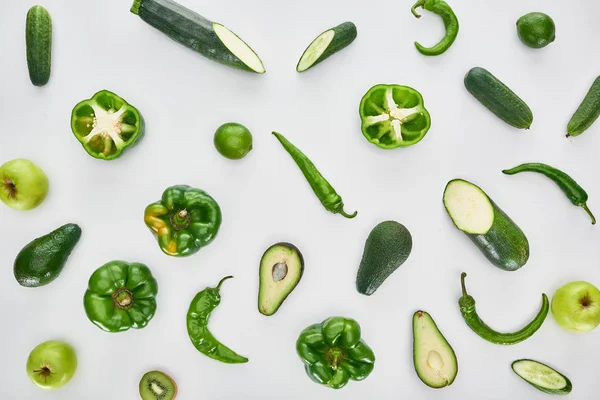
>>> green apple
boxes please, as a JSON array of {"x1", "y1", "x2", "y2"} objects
[
  {"x1": 0, "y1": 158, "x2": 49, "y2": 210},
  {"x1": 551, "y1": 281, "x2": 600, "y2": 333},
  {"x1": 26, "y1": 340, "x2": 77, "y2": 390}
]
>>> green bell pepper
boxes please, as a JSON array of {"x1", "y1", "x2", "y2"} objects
[
  {"x1": 359, "y1": 84, "x2": 431, "y2": 149},
  {"x1": 71, "y1": 90, "x2": 144, "y2": 160},
  {"x1": 144, "y1": 185, "x2": 222, "y2": 257},
  {"x1": 296, "y1": 317, "x2": 375, "y2": 389},
  {"x1": 83, "y1": 260, "x2": 158, "y2": 333}
]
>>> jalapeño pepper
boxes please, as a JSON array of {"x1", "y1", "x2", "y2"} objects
[
  {"x1": 359, "y1": 84, "x2": 431, "y2": 149},
  {"x1": 144, "y1": 185, "x2": 222, "y2": 257},
  {"x1": 71, "y1": 90, "x2": 144, "y2": 160}
]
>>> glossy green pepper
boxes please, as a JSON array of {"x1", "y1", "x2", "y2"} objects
[
  {"x1": 359, "y1": 84, "x2": 431, "y2": 149},
  {"x1": 83, "y1": 260, "x2": 158, "y2": 333},
  {"x1": 144, "y1": 185, "x2": 222, "y2": 257},
  {"x1": 296, "y1": 317, "x2": 375, "y2": 389},
  {"x1": 71, "y1": 90, "x2": 144, "y2": 160}
]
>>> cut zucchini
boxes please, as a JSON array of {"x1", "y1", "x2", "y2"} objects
[
  {"x1": 296, "y1": 22, "x2": 357, "y2": 72},
  {"x1": 131, "y1": 0, "x2": 265, "y2": 74},
  {"x1": 443, "y1": 179, "x2": 529, "y2": 271},
  {"x1": 512, "y1": 359, "x2": 572, "y2": 395}
]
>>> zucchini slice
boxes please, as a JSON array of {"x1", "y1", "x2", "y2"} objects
[
  {"x1": 512, "y1": 359, "x2": 572, "y2": 395},
  {"x1": 296, "y1": 22, "x2": 357, "y2": 72},
  {"x1": 131, "y1": 0, "x2": 265, "y2": 74},
  {"x1": 443, "y1": 179, "x2": 529, "y2": 271}
]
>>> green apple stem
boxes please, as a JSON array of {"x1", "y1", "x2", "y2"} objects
[{"x1": 1, "y1": 177, "x2": 17, "y2": 199}]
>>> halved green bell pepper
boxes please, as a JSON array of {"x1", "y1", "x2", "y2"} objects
[
  {"x1": 83, "y1": 260, "x2": 158, "y2": 333},
  {"x1": 296, "y1": 316, "x2": 375, "y2": 389},
  {"x1": 144, "y1": 185, "x2": 222, "y2": 257},
  {"x1": 71, "y1": 90, "x2": 144, "y2": 160},
  {"x1": 359, "y1": 84, "x2": 431, "y2": 149}
]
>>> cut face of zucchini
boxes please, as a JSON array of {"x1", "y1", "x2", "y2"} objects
[
  {"x1": 512, "y1": 359, "x2": 572, "y2": 395},
  {"x1": 443, "y1": 179, "x2": 494, "y2": 234},
  {"x1": 296, "y1": 22, "x2": 357, "y2": 72},
  {"x1": 213, "y1": 23, "x2": 265, "y2": 74}
]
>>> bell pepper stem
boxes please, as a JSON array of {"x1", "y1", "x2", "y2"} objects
[
  {"x1": 582, "y1": 203, "x2": 596, "y2": 225},
  {"x1": 461, "y1": 272, "x2": 469, "y2": 297},
  {"x1": 411, "y1": 0, "x2": 426, "y2": 18},
  {"x1": 216, "y1": 275, "x2": 234, "y2": 290}
]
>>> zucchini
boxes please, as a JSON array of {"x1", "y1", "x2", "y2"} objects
[
  {"x1": 26, "y1": 6, "x2": 52, "y2": 86},
  {"x1": 567, "y1": 75, "x2": 600, "y2": 137},
  {"x1": 443, "y1": 179, "x2": 529, "y2": 271},
  {"x1": 464, "y1": 67, "x2": 533, "y2": 129},
  {"x1": 131, "y1": 0, "x2": 265, "y2": 74},
  {"x1": 512, "y1": 359, "x2": 572, "y2": 395},
  {"x1": 296, "y1": 22, "x2": 357, "y2": 72}
]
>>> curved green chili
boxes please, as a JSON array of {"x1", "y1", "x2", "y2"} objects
[
  {"x1": 459, "y1": 273, "x2": 549, "y2": 345},
  {"x1": 186, "y1": 276, "x2": 248, "y2": 364},
  {"x1": 503, "y1": 163, "x2": 596, "y2": 225},
  {"x1": 412, "y1": 0, "x2": 459, "y2": 56},
  {"x1": 272, "y1": 132, "x2": 357, "y2": 219}
]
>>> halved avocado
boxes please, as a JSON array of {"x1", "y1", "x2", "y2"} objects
[
  {"x1": 413, "y1": 311, "x2": 458, "y2": 389},
  {"x1": 258, "y1": 243, "x2": 304, "y2": 316}
]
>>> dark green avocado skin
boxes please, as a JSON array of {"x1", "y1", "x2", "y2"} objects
[
  {"x1": 356, "y1": 220, "x2": 412, "y2": 295},
  {"x1": 14, "y1": 223, "x2": 82, "y2": 287}
]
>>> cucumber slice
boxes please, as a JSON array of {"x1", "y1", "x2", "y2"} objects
[
  {"x1": 443, "y1": 179, "x2": 494, "y2": 234},
  {"x1": 512, "y1": 359, "x2": 572, "y2": 395},
  {"x1": 296, "y1": 22, "x2": 357, "y2": 72},
  {"x1": 131, "y1": 0, "x2": 265, "y2": 74}
]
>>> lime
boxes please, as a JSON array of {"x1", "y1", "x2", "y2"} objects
[
  {"x1": 214, "y1": 123, "x2": 253, "y2": 160},
  {"x1": 516, "y1": 12, "x2": 555, "y2": 49}
]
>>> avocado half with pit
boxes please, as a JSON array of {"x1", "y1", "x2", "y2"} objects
[{"x1": 258, "y1": 243, "x2": 304, "y2": 316}]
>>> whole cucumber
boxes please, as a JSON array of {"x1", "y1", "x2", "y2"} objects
[
  {"x1": 567, "y1": 76, "x2": 600, "y2": 137},
  {"x1": 26, "y1": 6, "x2": 52, "y2": 86}
]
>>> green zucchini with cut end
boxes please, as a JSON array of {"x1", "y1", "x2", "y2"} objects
[
  {"x1": 464, "y1": 67, "x2": 533, "y2": 129},
  {"x1": 131, "y1": 0, "x2": 265, "y2": 74},
  {"x1": 512, "y1": 359, "x2": 572, "y2": 395},
  {"x1": 443, "y1": 179, "x2": 529, "y2": 271},
  {"x1": 296, "y1": 22, "x2": 357, "y2": 72},
  {"x1": 26, "y1": 6, "x2": 52, "y2": 86},
  {"x1": 567, "y1": 75, "x2": 600, "y2": 137}
]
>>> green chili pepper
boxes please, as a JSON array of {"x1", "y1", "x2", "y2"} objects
[
  {"x1": 412, "y1": 0, "x2": 459, "y2": 56},
  {"x1": 359, "y1": 84, "x2": 431, "y2": 149},
  {"x1": 83, "y1": 260, "x2": 158, "y2": 333},
  {"x1": 502, "y1": 163, "x2": 596, "y2": 225},
  {"x1": 71, "y1": 90, "x2": 144, "y2": 160},
  {"x1": 144, "y1": 185, "x2": 222, "y2": 257},
  {"x1": 296, "y1": 316, "x2": 375, "y2": 389},
  {"x1": 459, "y1": 273, "x2": 549, "y2": 345},
  {"x1": 186, "y1": 276, "x2": 248, "y2": 364},
  {"x1": 272, "y1": 132, "x2": 357, "y2": 219}
]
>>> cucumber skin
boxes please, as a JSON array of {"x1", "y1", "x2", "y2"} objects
[
  {"x1": 297, "y1": 22, "x2": 357, "y2": 72},
  {"x1": 512, "y1": 359, "x2": 572, "y2": 395},
  {"x1": 467, "y1": 200, "x2": 529, "y2": 271},
  {"x1": 26, "y1": 6, "x2": 52, "y2": 86},
  {"x1": 567, "y1": 76, "x2": 600, "y2": 137},
  {"x1": 464, "y1": 67, "x2": 533, "y2": 129},
  {"x1": 131, "y1": 0, "x2": 263, "y2": 73}
]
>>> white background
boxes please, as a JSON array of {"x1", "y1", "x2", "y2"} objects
[{"x1": 1, "y1": 0, "x2": 599, "y2": 398}]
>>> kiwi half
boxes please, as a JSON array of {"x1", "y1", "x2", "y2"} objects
[{"x1": 139, "y1": 371, "x2": 177, "y2": 400}]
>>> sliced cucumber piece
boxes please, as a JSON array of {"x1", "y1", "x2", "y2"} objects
[
  {"x1": 296, "y1": 22, "x2": 357, "y2": 72},
  {"x1": 131, "y1": 0, "x2": 265, "y2": 74},
  {"x1": 443, "y1": 179, "x2": 494, "y2": 234},
  {"x1": 512, "y1": 359, "x2": 572, "y2": 395}
]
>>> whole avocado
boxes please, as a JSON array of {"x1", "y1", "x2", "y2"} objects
[
  {"x1": 356, "y1": 220, "x2": 412, "y2": 295},
  {"x1": 14, "y1": 223, "x2": 82, "y2": 287}
]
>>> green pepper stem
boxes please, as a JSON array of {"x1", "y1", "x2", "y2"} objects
[
  {"x1": 461, "y1": 272, "x2": 469, "y2": 297},
  {"x1": 338, "y1": 208, "x2": 358, "y2": 219},
  {"x1": 582, "y1": 203, "x2": 597, "y2": 225},
  {"x1": 411, "y1": 0, "x2": 426, "y2": 17},
  {"x1": 216, "y1": 275, "x2": 234, "y2": 290}
]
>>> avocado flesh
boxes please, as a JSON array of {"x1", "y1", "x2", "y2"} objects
[
  {"x1": 14, "y1": 223, "x2": 82, "y2": 287},
  {"x1": 258, "y1": 243, "x2": 304, "y2": 316},
  {"x1": 356, "y1": 221, "x2": 412, "y2": 295},
  {"x1": 413, "y1": 311, "x2": 458, "y2": 388}
]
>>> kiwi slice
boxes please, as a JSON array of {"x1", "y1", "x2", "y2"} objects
[{"x1": 139, "y1": 371, "x2": 177, "y2": 400}]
